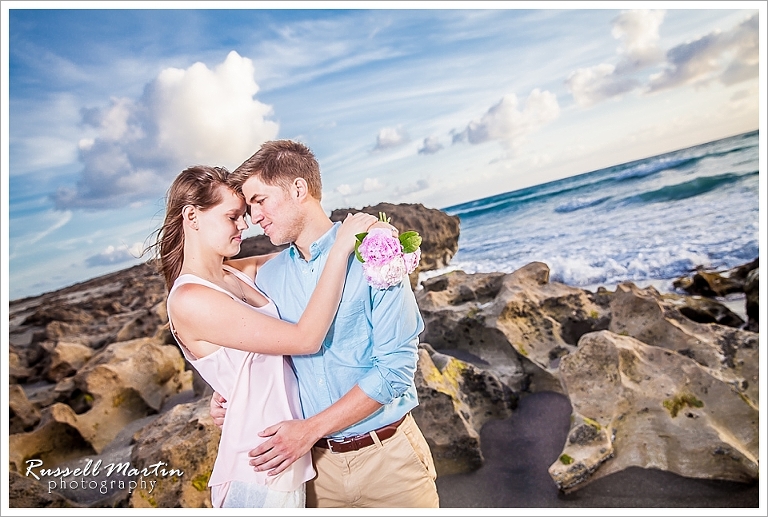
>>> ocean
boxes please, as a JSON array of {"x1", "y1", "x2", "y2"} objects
[{"x1": 441, "y1": 130, "x2": 760, "y2": 293}]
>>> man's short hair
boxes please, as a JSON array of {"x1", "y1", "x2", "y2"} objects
[{"x1": 229, "y1": 140, "x2": 322, "y2": 200}]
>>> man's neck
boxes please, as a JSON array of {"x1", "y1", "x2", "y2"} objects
[{"x1": 293, "y1": 206, "x2": 334, "y2": 261}]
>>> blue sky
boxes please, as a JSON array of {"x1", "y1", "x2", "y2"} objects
[{"x1": 2, "y1": 2, "x2": 764, "y2": 300}]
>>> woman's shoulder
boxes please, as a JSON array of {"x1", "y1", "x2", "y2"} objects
[{"x1": 168, "y1": 279, "x2": 232, "y2": 313}]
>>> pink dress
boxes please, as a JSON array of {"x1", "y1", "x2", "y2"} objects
[{"x1": 167, "y1": 265, "x2": 315, "y2": 508}]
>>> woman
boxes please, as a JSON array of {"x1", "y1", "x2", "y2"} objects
[{"x1": 151, "y1": 165, "x2": 380, "y2": 508}]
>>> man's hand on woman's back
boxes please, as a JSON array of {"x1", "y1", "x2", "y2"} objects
[{"x1": 210, "y1": 391, "x2": 227, "y2": 428}]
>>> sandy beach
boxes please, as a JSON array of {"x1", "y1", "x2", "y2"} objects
[{"x1": 435, "y1": 391, "x2": 759, "y2": 509}]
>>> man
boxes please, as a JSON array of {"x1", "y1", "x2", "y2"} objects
[{"x1": 211, "y1": 139, "x2": 439, "y2": 508}]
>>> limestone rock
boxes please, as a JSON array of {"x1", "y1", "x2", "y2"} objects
[
  {"x1": 412, "y1": 345, "x2": 516, "y2": 476},
  {"x1": 9, "y1": 348, "x2": 33, "y2": 384},
  {"x1": 417, "y1": 263, "x2": 610, "y2": 393},
  {"x1": 550, "y1": 331, "x2": 759, "y2": 492},
  {"x1": 235, "y1": 203, "x2": 461, "y2": 289},
  {"x1": 672, "y1": 258, "x2": 758, "y2": 297},
  {"x1": 610, "y1": 283, "x2": 758, "y2": 408},
  {"x1": 744, "y1": 268, "x2": 759, "y2": 332},
  {"x1": 9, "y1": 262, "x2": 168, "y2": 386},
  {"x1": 660, "y1": 292, "x2": 744, "y2": 329},
  {"x1": 331, "y1": 202, "x2": 461, "y2": 285},
  {"x1": 114, "y1": 308, "x2": 166, "y2": 343},
  {"x1": 46, "y1": 341, "x2": 95, "y2": 382},
  {"x1": 8, "y1": 470, "x2": 81, "y2": 508},
  {"x1": 25, "y1": 377, "x2": 80, "y2": 412},
  {"x1": 9, "y1": 383, "x2": 41, "y2": 434},
  {"x1": 8, "y1": 337, "x2": 193, "y2": 465},
  {"x1": 67, "y1": 337, "x2": 194, "y2": 453},
  {"x1": 417, "y1": 271, "x2": 524, "y2": 389},
  {"x1": 129, "y1": 396, "x2": 221, "y2": 508},
  {"x1": 22, "y1": 303, "x2": 96, "y2": 327},
  {"x1": 9, "y1": 403, "x2": 97, "y2": 473}
]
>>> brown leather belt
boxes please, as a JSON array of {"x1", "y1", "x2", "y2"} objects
[{"x1": 314, "y1": 414, "x2": 407, "y2": 454}]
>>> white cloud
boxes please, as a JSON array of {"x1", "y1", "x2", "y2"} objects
[
  {"x1": 373, "y1": 126, "x2": 409, "y2": 151},
  {"x1": 567, "y1": 10, "x2": 758, "y2": 107},
  {"x1": 331, "y1": 177, "x2": 387, "y2": 206},
  {"x1": 53, "y1": 51, "x2": 279, "y2": 210},
  {"x1": 335, "y1": 184, "x2": 352, "y2": 196},
  {"x1": 648, "y1": 12, "x2": 759, "y2": 92},
  {"x1": 85, "y1": 242, "x2": 144, "y2": 267},
  {"x1": 363, "y1": 177, "x2": 385, "y2": 192},
  {"x1": 394, "y1": 178, "x2": 430, "y2": 197},
  {"x1": 452, "y1": 89, "x2": 560, "y2": 149},
  {"x1": 612, "y1": 10, "x2": 666, "y2": 72},
  {"x1": 418, "y1": 136, "x2": 443, "y2": 155},
  {"x1": 566, "y1": 63, "x2": 640, "y2": 107},
  {"x1": 566, "y1": 10, "x2": 664, "y2": 107}
]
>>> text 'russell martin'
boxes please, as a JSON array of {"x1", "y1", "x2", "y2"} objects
[{"x1": 25, "y1": 458, "x2": 184, "y2": 495}]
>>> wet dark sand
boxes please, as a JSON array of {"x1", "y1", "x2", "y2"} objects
[{"x1": 435, "y1": 391, "x2": 760, "y2": 509}]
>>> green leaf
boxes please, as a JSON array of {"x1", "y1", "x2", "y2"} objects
[
  {"x1": 399, "y1": 231, "x2": 422, "y2": 253},
  {"x1": 354, "y1": 232, "x2": 367, "y2": 263}
]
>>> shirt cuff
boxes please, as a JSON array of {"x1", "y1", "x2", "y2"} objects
[{"x1": 357, "y1": 372, "x2": 393, "y2": 405}]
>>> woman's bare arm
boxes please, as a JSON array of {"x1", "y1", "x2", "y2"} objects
[{"x1": 170, "y1": 213, "x2": 378, "y2": 357}]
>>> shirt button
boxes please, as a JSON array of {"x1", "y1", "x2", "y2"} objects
[{"x1": 318, "y1": 378, "x2": 325, "y2": 386}]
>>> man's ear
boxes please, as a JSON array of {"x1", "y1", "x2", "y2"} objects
[{"x1": 293, "y1": 178, "x2": 309, "y2": 201}]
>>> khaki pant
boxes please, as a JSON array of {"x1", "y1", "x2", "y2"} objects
[{"x1": 306, "y1": 413, "x2": 439, "y2": 508}]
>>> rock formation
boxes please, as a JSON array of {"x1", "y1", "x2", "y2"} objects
[
  {"x1": 550, "y1": 330, "x2": 758, "y2": 491},
  {"x1": 7, "y1": 199, "x2": 758, "y2": 506},
  {"x1": 412, "y1": 344, "x2": 517, "y2": 476},
  {"x1": 330, "y1": 202, "x2": 461, "y2": 286},
  {"x1": 9, "y1": 336, "x2": 193, "y2": 472},
  {"x1": 417, "y1": 263, "x2": 759, "y2": 492},
  {"x1": 8, "y1": 470, "x2": 80, "y2": 508},
  {"x1": 744, "y1": 268, "x2": 759, "y2": 332},
  {"x1": 416, "y1": 264, "x2": 612, "y2": 394},
  {"x1": 673, "y1": 258, "x2": 758, "y2": 298},
  {"x1": 234, "y1": 202, "x2": 461, "y2": 289},
  {"x1": 672, "y1": 258, "x2": 759, "y2": 333},
  {"x1": 7, "y1": 203, "x2": 464, "y2": 508},
  {"x1": 129, "y1": 397, "x2": 222, "y2": 508}
]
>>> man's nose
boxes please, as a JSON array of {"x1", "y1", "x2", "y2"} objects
[{"x1": 249, "y1": 205, "x2": 264, "y2": 224}]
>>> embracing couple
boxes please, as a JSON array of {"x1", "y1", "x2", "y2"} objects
[{"x1": 152, "y1": 140, "x2": 439, "y2": 508}]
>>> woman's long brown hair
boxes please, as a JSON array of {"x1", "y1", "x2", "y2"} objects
[{"x1": 147, "y1": 165, "x2": 232, "y2": 291}]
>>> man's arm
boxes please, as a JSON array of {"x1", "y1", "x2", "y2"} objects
[
  {"x1": 249, "y1": 281, "x2": 423, "y2": 476},
  {"x1": 249, "y1": 386, "x2": 381, "y2": 475}
]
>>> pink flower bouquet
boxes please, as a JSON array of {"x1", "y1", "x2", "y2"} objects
[{"x1": 355, "y1": 212, "x2": 422, "y2": 290}]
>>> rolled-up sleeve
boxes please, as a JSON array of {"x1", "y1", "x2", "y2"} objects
[{"x1": 356, "y1": 283, "x2": 424, "y2": 405}]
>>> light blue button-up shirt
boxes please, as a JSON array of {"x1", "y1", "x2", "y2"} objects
[{"x1": 255, "y1": 222, "x2": 424, "y2": 439}]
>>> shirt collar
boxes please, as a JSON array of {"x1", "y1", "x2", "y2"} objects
[{"x1": 288, "y1": 222, "x2": 340, "y2": 262}]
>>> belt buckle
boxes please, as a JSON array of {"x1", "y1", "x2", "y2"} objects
[{"x1": 327, "y1": 436, "x2": 356, "y2": 454}]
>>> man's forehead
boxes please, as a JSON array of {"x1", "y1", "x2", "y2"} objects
[
  {"x1": 242, "y1": 177, "x2": 294, "y2": 207},
  {"x1": 242, "y1": 176, "x2": 271, "y2": 198}
]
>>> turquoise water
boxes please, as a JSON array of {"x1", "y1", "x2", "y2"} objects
[{"x1": 443, "y1": 130, "x2": 760, "y2": 290}]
